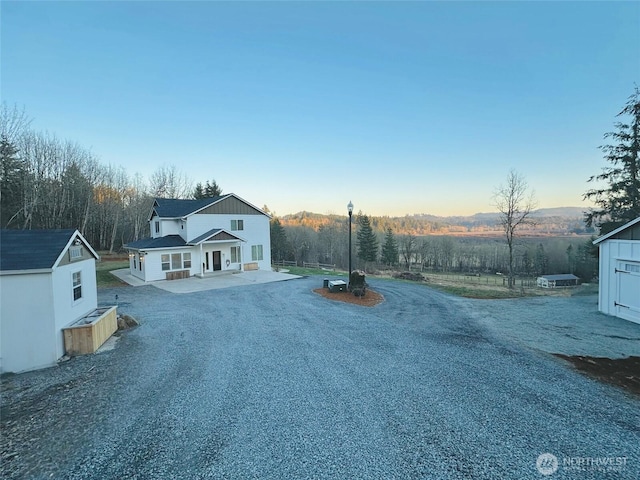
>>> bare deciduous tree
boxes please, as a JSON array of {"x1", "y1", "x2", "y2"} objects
[
  {"x1": 399, "y1": 234, "x2": 416, "y2": 271},
  {"x1": 149, "y1": 164, "x2": 193, "y2": 199},
  {"x1": 493, "y1": 170, "x2": 537, "y2": 289}
]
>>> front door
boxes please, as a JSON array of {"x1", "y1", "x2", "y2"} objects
[{"x1": 213, "y1": 251, "x2": 222, "y2": 271}]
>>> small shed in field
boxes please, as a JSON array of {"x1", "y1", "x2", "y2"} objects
[
  {"x1": 537, "y1": 274, "x2": 580, "y2": 288},
  {"x1": 0, "y1": 229, "x2": 101, "y2": 373},
  {"x1": 593, "y1": 217, "x2": 640, "y2": 325}
]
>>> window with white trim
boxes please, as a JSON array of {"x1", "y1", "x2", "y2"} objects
[
  {"x1": 251, "y1": 245, "x2": 263, "y2": 261},
  {"x1": 155, "y1": 221, "x2": 160, "y2": 234},
  {"x1": 231, "y1": 246, "x2": 241, "y2": 263},
  {"x1": 72, "y1": 271, "x2": 82, "y2": 301},
  {"x1": 231, "y1": 219, "x2": 244, "y2": 231},
  {"x1": 162, "y1": 252, "x2": 191, "y2": 271},
  {"x1": 171, "y1": 253, "x2": 181, "y2": 270}
]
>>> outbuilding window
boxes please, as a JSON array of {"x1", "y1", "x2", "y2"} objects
[{"x1": 72, "y1": 271, "x2": 82, "y2": 301}]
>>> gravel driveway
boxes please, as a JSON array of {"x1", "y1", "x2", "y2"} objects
[{"x1": 2, "y1": 276, "x2": 639, "y2": 479}]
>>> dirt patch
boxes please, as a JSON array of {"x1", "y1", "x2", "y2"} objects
[
  {"x1": 313, "y1": 287, "x2": 384, "y2": 307},
  {"x1": 554, "y1": 354, "x2": 640, "y2": 397}
]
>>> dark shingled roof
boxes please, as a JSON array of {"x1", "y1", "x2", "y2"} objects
[
  {"x1": 0, "y1": 229, "x2": 76, "y2": 271},
  {"x1": 125, "y1": 235, "x2": 187, "y2": 250},
  {"x1": 153, "y1": 195, "x2": 229, "y2": 218},
  {"x1": 188, "y1": 228, "x2": 223, "y2": 245}
]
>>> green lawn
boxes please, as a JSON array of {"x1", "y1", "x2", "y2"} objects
[{"x1": 96, "y1": 260, "x2": 129, "y2": 288}]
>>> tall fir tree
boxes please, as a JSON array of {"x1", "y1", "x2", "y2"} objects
[
  {"x1": 584, "y1": 87, "x2": 640, "y2": 233},
  {"x1": 270, "y1": 218, "x2": 290, "y2": 262},
  {"x1": 0, "y1": 136, "x2": 26, "y2": 227},
  {"x1": 381, "y1": 227, "x2": 398, "y2": 266},
  {"x1": 356, "y1": 214, "x2": 379, "y2": 271},
  {"x1": 193, "y1": 179, "x2": 223, "y2": 199}
]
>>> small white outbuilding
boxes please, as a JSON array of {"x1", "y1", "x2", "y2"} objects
[
  {"x1": 0, "y1": 229, "x2": 100, "y2": 373},
  {"x1": 593, "y1": 217, "x2": 640, "y2": 324}
]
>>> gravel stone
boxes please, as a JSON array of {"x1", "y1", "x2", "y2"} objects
[{"x1": 1, "y1": 276, "x2": 638, "y2": 479}]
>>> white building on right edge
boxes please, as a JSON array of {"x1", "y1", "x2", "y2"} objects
[{"x1": 593, "y1": 216, "x2": 640, "y2": 324}]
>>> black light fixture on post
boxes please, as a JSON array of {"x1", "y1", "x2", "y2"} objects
[{"x1": 347, "y1": 200, "x2": 353, "y2": 290}]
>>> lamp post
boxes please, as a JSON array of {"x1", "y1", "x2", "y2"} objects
[{"x1": 348, "y1": 201, "x2": 353, "y2": 290}]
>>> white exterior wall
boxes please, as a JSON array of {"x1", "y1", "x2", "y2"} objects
[
  {"x1": 129, "y1": 252, "x2": 145, "y2": 281},
  {"x1": 186, "y1": 213, "x2": 271, "y2": 269},
  {"x1": 0, "y1": 273, "x2": 56, "y2": 373},
  {"x1": 161, "y1": 218, "x2": 180, "y2": 237},
  {"x1": 598, "y1": 239, "x2": 640, "y2": 323},
  {"x1": 143, "y1": 248, "x2": 196, "y2": 282},
  {"x1": 52, "y1": 260, "x2": 98, "y2": 358}
]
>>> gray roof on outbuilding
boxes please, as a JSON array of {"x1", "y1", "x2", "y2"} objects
[
  {"x1": 538, "y1": 274, "x2": 579, "y2": 281},
  {"x1": 1, "y1": 229, "x2": 76, "y2": 271},
  {"x1": 125, "y1": 235, "x2": 187, "y2": 250}
]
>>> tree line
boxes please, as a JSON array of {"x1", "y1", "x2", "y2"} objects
[
  {"x1": 271, "y1": 214, "x2": 598, "y2": 280},
  {"x1": 0, "y1": 104, "x2": 222, "y2": 252}
]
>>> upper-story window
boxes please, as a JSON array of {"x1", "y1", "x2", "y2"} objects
[
  {"x1": 231, "y1": 219, "x2": 244, "y2": 231},
  {"x1": 155, "y1": 221, "x2": 160, "y2": 234}
]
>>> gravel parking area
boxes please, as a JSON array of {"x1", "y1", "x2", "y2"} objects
[{"x1": 1, "y1": 276, "x2": 639, "y2": 479}]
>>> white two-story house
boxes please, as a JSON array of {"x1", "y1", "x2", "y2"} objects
[{"x1": 124, "y1": 194, "x2": 272, "y2": 282}]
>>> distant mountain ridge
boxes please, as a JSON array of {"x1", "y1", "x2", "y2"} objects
[{"x1": 280, "y1": 206, "x2": 593, "y2": 236}]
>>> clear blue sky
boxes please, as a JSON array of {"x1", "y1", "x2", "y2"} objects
[{"x1": 2, "y1": 1, "x2": 638, "y2": 217}]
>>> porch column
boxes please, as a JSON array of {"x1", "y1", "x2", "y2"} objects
[{"x1": 200, "y1": 243, "x2": 204, "y2": 277}]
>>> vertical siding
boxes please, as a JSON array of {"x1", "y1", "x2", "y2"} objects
[{"x1": 598, "y1": 239, "x2": 640, "y2": 317}]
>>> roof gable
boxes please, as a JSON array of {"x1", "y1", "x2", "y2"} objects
[
  {"x1": 593, "y1": 217, "x2": 640, "y2": 245},
  {"x1": 0, "y1": 229, "x2": 98, "y2": 272},
  {"x1": 188, "y1": 228, "x2": 245, "y2": 245},
  {"x1": 149, "y1": 193, "x2": 270, "y2": 220},
  {"x1": 150, "y1": 196, "x2": 226, "y2": 220}
]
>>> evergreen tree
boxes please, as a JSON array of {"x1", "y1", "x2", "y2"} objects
[
  {"x1": 356, "y1": 214, "x2": 379, "y2": 271},
  {"x1": 566, "y1": 244, "x2": 575, "y2": 274},
  {"x1": 0, "y1": 136, "x2": 26, "y2": 227},
  {"x1": 534, "y1": 243, "x2": 548, "y2": 276},
  {"x1": 193, "y1": 179, "x2": 222, "y2": 199},
  {"x1": 584, "y1": 87, "x2": 640, "y2": 233},
  {"x1": 381, "y1": 227, "x2": 398, "y2": 266},
  {"x1": 270, "y1": 218, "x2": 290, "y2": 262}
]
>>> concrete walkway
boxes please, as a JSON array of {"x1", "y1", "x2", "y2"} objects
[{"x1": 110, "y1": 268, "x2": 302, "y2": 293}]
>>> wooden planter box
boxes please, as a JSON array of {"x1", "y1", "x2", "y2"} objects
[
  {"x1": 63, "y1": 306, "x2": 118, "y2": 356},
  {"x1": 166, "y1": 270, "x2": 190, "y2": 280}
]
